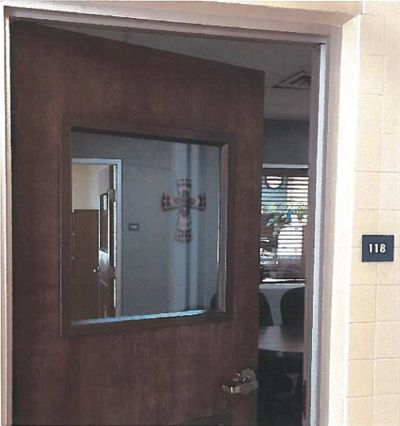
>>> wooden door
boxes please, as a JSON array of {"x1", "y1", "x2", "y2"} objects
[
  {"x1": 12, "y1": 22, "x2": 264, "y2": 426},
  {"x1": 98, "y1": 166, "x2": 116, "y2": 318},
  {"x1": 72, "y1": 210, "x2": 99, "y2": 320}
]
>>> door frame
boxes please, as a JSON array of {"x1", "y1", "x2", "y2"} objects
[
  {"x1": 72, "y1": 158, "x2": 123, "y2": 317},
  {"x1": 0, "y1": 2, "x2": 362, "y2": 426}
]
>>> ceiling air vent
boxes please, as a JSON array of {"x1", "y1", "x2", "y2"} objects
[{"x1": 272, "y1": 67, "x2": 311, "y2": 90}]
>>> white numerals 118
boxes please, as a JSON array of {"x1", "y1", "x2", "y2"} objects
[{"x1": 369, "y1": 243, "x2": 386, "y2": 254}]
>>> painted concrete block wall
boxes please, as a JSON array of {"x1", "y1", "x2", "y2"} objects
[{"x1": 347, "y1": 2, "x2": 400, "y2": 425}]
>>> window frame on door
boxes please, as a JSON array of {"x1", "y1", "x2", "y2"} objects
[{"x1": 61, "y1": 116, "x2": 235, "y2": 336}]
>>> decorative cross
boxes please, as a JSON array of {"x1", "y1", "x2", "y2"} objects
[{"x1": 162, "y1": 178, "x2": 206, "y2": 242}]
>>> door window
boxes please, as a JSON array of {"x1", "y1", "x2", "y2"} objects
[{"x1": 63, "y1": 129, "x2": 230, "y2": 334}]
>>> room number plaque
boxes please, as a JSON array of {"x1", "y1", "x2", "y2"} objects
[{"x1": 362, "y1": 235, "x2": 395, "y2": 262}]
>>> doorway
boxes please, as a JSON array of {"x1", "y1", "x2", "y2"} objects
[
  {"x1": 9, "y1": 14, "x2": 324, "y2": 426},
  {"x1": 71, "y1": 158, "x2": 122, "y2": 318},
  {"x1": 258, "y1": 164, "x2": 309, "y2": 426}
]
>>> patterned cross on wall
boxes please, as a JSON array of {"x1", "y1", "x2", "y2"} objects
[{"x1": 162, "y1": 178, "x2": 206, "y2": 242}]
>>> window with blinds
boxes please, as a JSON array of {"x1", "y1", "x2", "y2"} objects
[{"x1": 260, "y1": 167, "x2": 309, "y2": 279}]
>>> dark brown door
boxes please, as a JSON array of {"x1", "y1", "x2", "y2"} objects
[
  {"x1": 72, "y1": 210, "x2": 99, "y2": 320},
  {"x1": 12, "y1": 22, "x2": 264, "y2": 426}
]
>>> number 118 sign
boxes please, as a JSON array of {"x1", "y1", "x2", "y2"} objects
[{"x1": 362, "y1": 235, "x2": 395, "y2": 262}]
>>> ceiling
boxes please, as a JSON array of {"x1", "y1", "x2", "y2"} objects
[{"x1": 50, "y1": 23, "x2": 313, "y2": 120}]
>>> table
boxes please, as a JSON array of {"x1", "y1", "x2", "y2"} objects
[
  {"x1": 259, "y1": 280, "x2": 305, "y2": 325},
  {"x1": 258, "y1": 325, "x2": 304, "y2": 358},
  {"x1": 258, "y1": 326, "x2": 304, "y2": 423}
]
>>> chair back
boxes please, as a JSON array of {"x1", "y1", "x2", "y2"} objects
[
  {"x1": 210, "y1": 292, "x2": 273, "y2": 326},
  {"x1": 259, "y1": 292, "x2": 273, "y2": 326},
  {"x1": 280, "y1": 287, "x2": 305, "y2": 327}
]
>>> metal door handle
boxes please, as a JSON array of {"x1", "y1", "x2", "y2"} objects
[
  {"x1": 222, "y1": 368, "x2": 258, "y2": 395},
  {"x1": 93, "y1": 265, "x2": 100, "y2": 273}
]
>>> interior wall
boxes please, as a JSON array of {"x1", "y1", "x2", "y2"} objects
[
  {"x1": 71, "y1": 132, "x2": 220, "y2": 316},
  {"x1": 72, "y1": 164, "x2": 109, "y2": 210},
  {"x1": 263, "y1": 119, "x2": 309, "y2": 164}
]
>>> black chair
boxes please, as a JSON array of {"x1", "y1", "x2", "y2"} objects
[
  {"x1": 209, "y1": 293, "x2": 218, "y2": 311},
  {"x1": 259, "y1": 292, "x2": 273, "y2": 327},
  {"x1": 281, "y1": 287, "x2": 305, "y2": 327}
]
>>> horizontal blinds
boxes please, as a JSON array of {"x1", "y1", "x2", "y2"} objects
[{"x1": 261, "y1": 168, "x2": 309, "y2": 259}]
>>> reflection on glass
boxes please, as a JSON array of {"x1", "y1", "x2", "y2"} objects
[{"x1": 70, "y1": 131, "x2": 224, "y2": 324}]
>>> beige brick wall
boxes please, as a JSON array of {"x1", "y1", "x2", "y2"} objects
[{"x1": 348, "y1": 2, "x2": 400, "y2": 425}]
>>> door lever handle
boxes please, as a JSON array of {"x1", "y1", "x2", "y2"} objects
[
  {"x1": 93, "y1": 265, "x2": 100, "y2": 273},
  {"x1": 222, "y1": 368, "x2": 258, "y2": 395}
]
